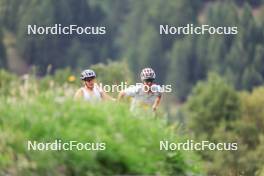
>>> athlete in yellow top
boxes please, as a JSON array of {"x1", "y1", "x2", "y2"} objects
[
  {"x1": 118, "y1": 68, "x2": 162, "y2": 112},
  {"x1": 74, "y1": 69, "x2": 115, "y2": 102}
]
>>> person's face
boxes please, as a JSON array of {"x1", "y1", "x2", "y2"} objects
[
  {"x1": 143, "y1": 78, "x2": 154, "y2": 87},
  {"x1": 84, "y1": 77, "x2": 95, "y2": 89}
]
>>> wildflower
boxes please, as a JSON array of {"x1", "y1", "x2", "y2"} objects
[{"x1": 68, "y1": 75, "x2": 76, "y2": 82}]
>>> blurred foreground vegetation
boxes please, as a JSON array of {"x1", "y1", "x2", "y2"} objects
[
  {"x1": 1, "y1": 67, "x2": 264, "y2": 175},
  {"x1": 0, "y1": 68, "x2": 201, "y2": 176}
]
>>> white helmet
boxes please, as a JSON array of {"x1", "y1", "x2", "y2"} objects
[
  {"x1": 140, "y1": 68, "x2": 156, "y2": 81},
  {"x1": 80, "y1": 69, "x2": 96, "y2": 80}
]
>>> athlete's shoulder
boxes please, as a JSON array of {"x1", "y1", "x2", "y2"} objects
[
  {"x1": 126, "y1": 84, "x2": 141, "y2": 91},
  {"x1": 123, "y1": 84, "x2": 141, "y2": 96},
  {"x1": 94, "y1": 83, "x2": 103, "y2": 92},
  {"x1": 74, "y1": 87, "x2": 84, "y2": 99},
  {"x1": 77, "y1": 87, "x2": 84, "y2": 93},
  {"x1": 151, "y1": 84, "x2": 162, "y2": 95},
  {"x1": 151, "y1": 84, "x2": 162, "y2": 90}
]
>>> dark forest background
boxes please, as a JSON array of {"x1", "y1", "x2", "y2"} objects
[{"x1": 0, "y1": 0, "x2": 264, "y2": 101}]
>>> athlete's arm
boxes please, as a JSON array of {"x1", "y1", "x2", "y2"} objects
[
  {"x1": 152, "y1": 95, "x2": 161, "y2": 111},
  {"x1": 95, "y1": 83, "x2": 115, "y2": 101},
  {"x1": 74, "y1": 88, "x2": 83, "y2": 100},
  {"x1": 118, "y1": 85, "x2": 138, "y2": 101},
  {"x1": 118, "y1": 91, "x2": 126, "y2": 100},
  {"x1": 101, "y1": 91, "x2": 116, "y2": 101}
]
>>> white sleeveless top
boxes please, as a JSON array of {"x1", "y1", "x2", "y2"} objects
[
  {"x1": 123, "y1": 83, "x2": 162, "y2": 111},
  {"x1": 81, "y1": 85, "x2": 102, "y2": 102}
]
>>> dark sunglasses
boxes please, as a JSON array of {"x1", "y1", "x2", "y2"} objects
[
  {"x1": 143, "y1": 78, "x2": 154, "y2": 83},
  {"x1": 84, "y1": 77, "x2": 95, "y2": 82}
]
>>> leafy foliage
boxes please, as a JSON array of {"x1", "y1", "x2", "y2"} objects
[
  {"x1": 91, "y1": 61, "x2": 133, "y2": 85},
  {"x1": 186, "y1": 73, "x2": 241, "y2": 139},
  {"x1": 185, "y1": 74, "x2": 264, "y2": 175}
]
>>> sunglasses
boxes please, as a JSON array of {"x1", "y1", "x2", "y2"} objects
[
  {"x1": 143, "y1": 78, "x2": 154, "y2": 83},
  {"x1": 84, "y1": 77, "x2": 95, "y2": 82}
]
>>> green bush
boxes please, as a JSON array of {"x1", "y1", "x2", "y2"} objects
[
  {"x1": 91, "y1": 61, "x2": 133, "y2": 85},
  {"x1": 185, "y1": 73, "x2": 241, "y2": 139},
  {"x1": 185, "y1": 73, "x2": 264, "y2": 175},
  {"x1": 0, "y1": 92, "x2": 200, "y2": 175}
]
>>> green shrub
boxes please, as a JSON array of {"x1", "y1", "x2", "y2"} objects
[
  {"x1": 0, "y1": 92, "x2": 200, "y2": 176},
  {"x1": 91, "y1": 61, "x2": 133, "y2": 85}
]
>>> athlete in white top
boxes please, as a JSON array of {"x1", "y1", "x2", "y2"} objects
[
  {"x1": 118, "y1": 68, "x2": 162, "y2": 112},
  {"x1": 74, "y1": 69, "x2": 115, "y2": 102}
]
